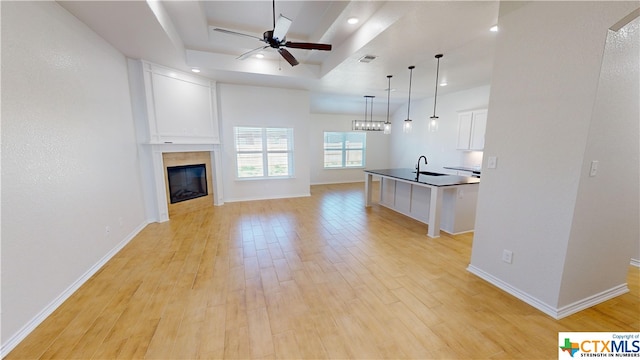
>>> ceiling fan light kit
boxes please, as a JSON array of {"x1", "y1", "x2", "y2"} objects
[{"x1": 213, "y1": 0, "x2": 332, "y2": 67}]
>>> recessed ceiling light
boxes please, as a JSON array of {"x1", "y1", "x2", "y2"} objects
[
  {"x1": 347, "y1": 17, "x2": 359, "y2": 25},
  {"x1": 440, "y1": 81, "x2": 448, "y2": 87},
  {"x1": 490, "y1": 25, "x2": 499, "y2": 32},
  {"x1": 255, "y1": 53, "x2": 265, "y2": 59},
  {"x1": 191, "y1": 68, "x2": 200, "y2": 73}
]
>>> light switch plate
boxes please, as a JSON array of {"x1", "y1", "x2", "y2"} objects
[
  {"x1": 502, "y1": 249, "x2": 513, "y2": 264},
  {"x1": 589, "y1": 160, "x2": 599, "y2": 177},
  {"x1": 487, "y1": 156, "x2": 497, "y2": 169}
]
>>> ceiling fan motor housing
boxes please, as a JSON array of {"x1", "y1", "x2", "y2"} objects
[{"x1": 263, "y1": 30, "x2": 284, "y2": 48}]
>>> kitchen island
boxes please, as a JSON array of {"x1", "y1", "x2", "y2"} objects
[{"x1": 364, "y1": 169, "x2": 480, "y2": 238}]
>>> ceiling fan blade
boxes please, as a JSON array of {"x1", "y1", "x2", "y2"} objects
[
  {"x1": 237, "y1": 45, "x2": 269, "y2": 60},
  {"x1": 278, "y1": 48, "x2": 299, "y2": 66},
  {"x1": 272, "y1": 15, "x2": 292, "y2": 42},
  {"x1": 284, "y1": 42, "x2": 332, "y2": 51},
  {"x1": 213, "y1": 28, "x2": 263, "y2": 42}
]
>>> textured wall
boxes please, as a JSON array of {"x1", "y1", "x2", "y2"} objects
[
  {"x1": 469, "y1": 1, "x2": 639, "y2": 311},
  {"x1": 1, "y1": 1, "x2": 146, "y2": 349},
  {"x1": 558, "y1": 15, "x2": 640, "y2": 306},
  {"x1": 218, "y1": 83, "x2": 311, "y2": 202}
]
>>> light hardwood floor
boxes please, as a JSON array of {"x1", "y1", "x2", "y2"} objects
[{"x1": 8, "y1": 183, "x2": 639, "y2": 359}]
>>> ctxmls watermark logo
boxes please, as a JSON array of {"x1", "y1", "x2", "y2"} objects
[{"x1": 559, "y1": 332, "x2": 640, "y2": 358}]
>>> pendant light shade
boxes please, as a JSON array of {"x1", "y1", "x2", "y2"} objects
[
  {"x1": 384, "y1": 75, "x2": 392, "y2": 135},
  {"x1": 403, "y1": 66, "x2": 415, "y2": 134},
  {"x1": 429, "y1": 54, "x2": 443, "y2": 132}
]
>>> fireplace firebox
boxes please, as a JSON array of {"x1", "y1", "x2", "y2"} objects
[{"x1": 167, "y1": 164, "x2": 208, "y2": 204}]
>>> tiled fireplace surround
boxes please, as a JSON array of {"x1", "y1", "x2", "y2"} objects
[{"x1": 146, "y1": 143, "x2": 223, "y2": 222}]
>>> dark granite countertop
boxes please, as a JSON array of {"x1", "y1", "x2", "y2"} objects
[
  {"x1": 443, "y1": 166, "x2": 481, "y2": 174},
  {"x1": 365, "y1": 168, "x2": 480, "y2": 187}
]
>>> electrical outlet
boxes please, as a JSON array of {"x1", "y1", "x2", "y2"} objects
[{"x1": 502, "y1": 249, "x2": 513, "y2": 264}]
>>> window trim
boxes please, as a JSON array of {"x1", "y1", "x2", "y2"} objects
[
  {"x1": 234, "y1": 126, "x2": 294, "y2": 180},
  {"x1": 323, "y1": 131, "x2": 366, "y2": 169}
]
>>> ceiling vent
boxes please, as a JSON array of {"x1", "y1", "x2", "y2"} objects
[{"x1": 358, "y1": 55, "x2": 377, "y2": 63}]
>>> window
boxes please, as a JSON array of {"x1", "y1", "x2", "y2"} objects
[
  {"x1": 234, "y1": 127, "x2": 294, "y2": 178},
  {"x1": 323, "y1": 132, "x2": 366, "y2": 168}
]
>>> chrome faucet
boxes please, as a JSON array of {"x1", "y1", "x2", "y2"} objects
[{"x1": 416, "y1": 155, "x2": 428, "y2": 177}]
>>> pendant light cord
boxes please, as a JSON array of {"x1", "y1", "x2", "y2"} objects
[
  {"x1": 364, "y1": 96, "x2": 367, "y2": 122},
  {"x1": 407, "y1": 66, "x2": 414, "y2": 119},
  {"x1": 364, "y1": 95, "x2": 375, "y2": 124},
  {"x1": 386, "y1": 75, "x2": 392, "y2": 122},
  {"x1": 272, "y1": 0, "x2": 276, "y2": 29},
  {"x1": 432, "y1": 54, "x2": 443, "y2": 118}
]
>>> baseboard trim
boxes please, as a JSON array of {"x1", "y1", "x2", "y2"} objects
[
  {"x1": 631, "y1": 258, "x2": 640, "y2": 267},
  {"x1": 0, "y1": 221, "x2": 149, "y2": 358},
  {"x1": 223, "y1": 192, "x2": 311, "y2": 203},
  {"x1": 467, "y1": 264, "x2": 629, "y2": 319},
  {"x1": 310, "y1": 180, "x2": 369, "y2": 185},
  {"x1": 466, "y1": 264, "x2": 559, "y2": 318},
  {"x1": 442, "y1": 229, "x2": 475, "y2": 236},
  {"x1": 556, "y1": 283, "x2": 629, "y2": 319}
]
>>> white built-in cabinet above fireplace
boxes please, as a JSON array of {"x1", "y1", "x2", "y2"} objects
[
  {"x1": 135, "y1": 60, "x2": 219, "y2": 144},
  {"x1": 128, "y1": 59, "x2": 224, "y2": 222}
]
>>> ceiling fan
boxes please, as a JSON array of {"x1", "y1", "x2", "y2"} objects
[{"x1": 212, "y1": 0, "x2": 332, "y2": 66}]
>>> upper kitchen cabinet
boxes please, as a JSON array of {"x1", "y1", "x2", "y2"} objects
[
  {"x1": 128, "y1": 60, "x2": 220, "y2": 144},
  {"x1": 457, "y1": 109, "x2": 487, "y2": 150}
]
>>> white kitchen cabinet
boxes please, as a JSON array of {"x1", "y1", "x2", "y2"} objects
[
  {"x1": 132, "y1": 60, "x2": 220, "y2": 144},
  {"x1": 457, "y1": 109, "x2": 487, "y2": 150}
]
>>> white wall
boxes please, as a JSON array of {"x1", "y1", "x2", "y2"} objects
[
  {"x1": 468, "y1": 1, "x2": 639, "y2": 315},
  {"x1": 388, "y1": 85, "x2": 490, "y2": 172},
  {"x1": 558, "y1": 15, "x2": 640, "y2": 306},
  {"x1": 310, "y1": 113, "x2": 390, "y2": 184},
  {"x1": 1, "y1": 1, "x2": 147, "y2": 353},
  {"x1": 218, "y1": 84, "x2": 311, "y2": 202}
]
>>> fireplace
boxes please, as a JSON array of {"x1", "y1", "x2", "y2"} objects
[
  {"x1": 139, "y1": 145, "x2": 222, "y2": 222},
  {"x1": 160, "y1": 150, "x2": 218, "y2": 219},
  {"x1": 167, "y1": 164, "x2": 208, "y2": 204}
]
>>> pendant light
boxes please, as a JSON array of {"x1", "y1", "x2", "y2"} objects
[
  {"x1": 428, "y1": 54, "x2": 443, "y2": 132},
  {"x1": 384, "y1": 75, "x2": 392, "y2": 135},
  {"x1": 352, "y1": 95, "x2": 384, "y2": 131},
  {"x1": 403, "y1": 66, "x2": 415, "y2": 134}
]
